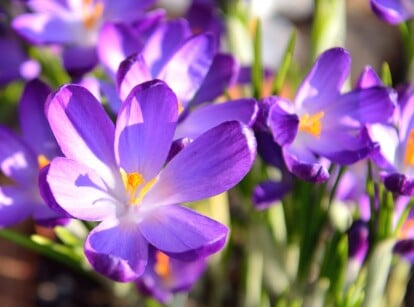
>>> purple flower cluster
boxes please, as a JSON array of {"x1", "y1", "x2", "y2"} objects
[{"x1": 1, "y1": 0, "x2": 414, "y2": 304}]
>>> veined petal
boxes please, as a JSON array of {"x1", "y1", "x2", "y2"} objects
[
  {"x1": 115, "y1": 80, "x2": 178, "y2": 179},
  {"x1": 175, "y1": 98, "x2": 258, "y2": 140},
  {"x1": 324, "y1": 87, "x2": 396, "y2": 125},
  {"x1": 85, "y1": 218, "x2": 148, "y2": 282},
  {"x1": 47, "y1": 157, "x2": 119, "y2": 221},
  {"x1": 142, "y1": 121, "x2": 256, "y2": 206},
  {"x1": 158, "y1": 33, "x2": 216, "y2": 107},
  {"x1": 192, "y1": 53, "x2": 240, "y2": 106},
  {"x1": 97, "y1": 23, "x2": 143, "y2": 78},
  {"x1": 368, "y1": 123, "x2": 399, "y2": 170},
  {"x1": 117, "y1": 54, "x2": 152, "y2": 101},
  {"x1": 139, "y1": 205, "x2": 228, "y2": 260},
  {"x1": 283, "y1": 144, "x2": 330, "y2": 182},
  {"x1": 268, "y1": 100, "x2": 299, "y2": 146},
  {"x1": 295, "y1": 48, "x2": 351, "y2": 111},
  {"x1": 307, "y1": 128, "x2": 377, "y2": 165},
  {"x1": 0, "y1": 186, "x2": 33, "y2": 227},
  {"x1": 142, "y1": 19, "x2": 191, "y2": 77},
  {"x1": 46, "y1": 85, "x2": 118, "y2": 184},
  {"x1": 0, "y1": 126, "x2": 37, "y2": 184},
  {"x1": 18, "y1": 79, "x2": 59, "y2": 158}
]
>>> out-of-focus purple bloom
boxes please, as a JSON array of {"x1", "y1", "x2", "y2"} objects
[
  {"x1": 0, "y1": 79, "x2": 68, "y2": 227},
  {"x1": 113, "y1": 19, "x2": 256, "y2": 140},
  {"x1": 370, "y1": 0, "x2": 414, "y2": 24},
  {"x1": 267, "y1": 48, "x2": 396, "y2": 182},
  {"x1": 0, "y1": 38, "x2": 40, "y2": 85},
  {"x1": 346, "y1": 220, "x2": 369, "y2": 283},
  {"x1": 115, "y1": 19, "x2": 240, "y2": 110},
  {"x1": 369, "y1": 82, "x2": 414, "y2": 195},
  {"x1": 97, "y1": 9, "x2": 165, "y2": 78},
  {"x1": 44, "y1": 80, "x2": 256, "y2": 281},
  {"x1": 184, "y1": 0, "x2": 224, "y2": 46},
  {"x1": 252, "y1": 131, "x2": 292, "y2": 210},
  {"x1": 12, "y1": 0, "x2": 156, "y2": 75},
  {"x1": 136, "y1": 246, "x2": 207, "y2": 303}
]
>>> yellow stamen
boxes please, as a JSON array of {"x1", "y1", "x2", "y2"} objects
[
  {"x1": 405, "y1": 130, "x2": 414, "y2": 166},
  {"x1": 154, "y1": 251, "x2": 172, "y2": 280},
  {"x1": 298, "y1": 111, "x2": 325, "y2": 137},
  {"x1": 37, "y1": 154, "x2": 50, "y2": 169},
  {"x1": 82, "y1": 0, "x2": 104, "y2": 29},
  {"x1": 177, "y1": 101, "x2": 184, "y2": 115},
  {"x1": 120, "y1": 169, "x2": 156, "y2": 205}
]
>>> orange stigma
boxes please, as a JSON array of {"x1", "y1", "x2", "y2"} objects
[
  {"x1": 298, "y1": 111, "x2": 324, "y2": 137},
  {"x1": 120, "y1": 169, "x2": 156, "y2": 205},
  {"x1": 405, "y1": 130, "x2": 414, "y2": 166},
  {"x1": 37, "y1": 154, "x2": 50, "y2": 169},
  {"x1": 82, "y1": 0, "x2": 104, "y2": 29},
  {"x1": 154, "y1": 251, "x2": 172, "y2": 280}
]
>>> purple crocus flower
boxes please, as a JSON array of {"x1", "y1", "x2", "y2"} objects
[
  {"x1": 12, "y1": 0, "x2": 156, "y2": 75},
  {"x1": 369, "y1": 84, "x2": 414, "y2": 195},
  {"x1": 370, "y1": 0, "x2": 414, "y2": 24},
  {"x1": 136, "y1": 245, "x2": 207, "y2": 303},
  {"x1": 113, "y1": 19, "x2": 256, "y2": 140},
  {"x1": 267, "y1": 48, "x2": 396, "y2": 182},
  {"x1": 113, "y1": 18, "x2": 239, "y2": 110},
  {"x1": 0, "y1": 79, "x2": 68, "y2": 227},
  {"x1": 44, "y1": 80, "x2": 256, "y2": 281}
]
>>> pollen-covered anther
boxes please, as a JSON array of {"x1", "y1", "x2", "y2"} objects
[
  {"x1": 82, "y1": 0, "x2": 104, "y2": 29},
  {"x1": 120, "y1": 169, "x2": 156, "y2": 205},
  {"x1": 298, "y1": 111, "x2": 325, "y2": 137},
  {"x1": 37, "y1": 154, "x2": 50, "y2": 169},
  {"x1": 154, "y1": 251, "x2": 172, "y2": 280},
  {"x1": 404, "y1": 130, "x2": 414, "y2": 166}
]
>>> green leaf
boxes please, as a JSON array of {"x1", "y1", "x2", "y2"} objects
[
  {"x1": 272, "y1": 30, "x2": 297, "y2": 95},
  {"x1": 55, "y1": 226, "x2": 83, "y2": 246},
  {"x1": 381, "y1": 62, "x2": 393, "y2": 86},
  {"x1": 252, "y1": 18, "x2": 263, "y2": 99}
]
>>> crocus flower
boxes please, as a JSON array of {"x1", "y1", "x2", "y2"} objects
[
  {"x1": 267, "y1": 48, "x2": 396, "y2": 182},
  {"x1": 136, "y1": 245, "x2": 207, "y2": 303},
  {"x1": 12, "y1": 0, "x2": 156, "y2": 75},
  {"x1": 370, "y1": 0, "x2": 414, "y2": 24},
  {"x1": 112, "y1": 19, "x2": 257, "y2": 141},
  {"x1": 111, "y1": 18, "x2": 239, "y2": 111},
  {"x1": 0, "y1": 79, "x2": 68, "y2": 227},
  {"x1": 44, "y1": 80, "x2": 256, "y2": 281},
  {"x1": 369, "y1": 83, "x2": 414, "y2": 195}
]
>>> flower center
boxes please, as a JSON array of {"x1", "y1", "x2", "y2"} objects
[
  {"x1": 82, "y1": 0, "x2": 104, "y2": 29},
  {"x1": 37, "y1": 154, "x2": 50, "y2": 170},
  {"x1": 404, "y1": 129, "x2": 414, "y2": 166},
  {"x1": 120, "y1": 169, "x2": 156, "y2": 206},
  {"x1": 298, "y1": 111, "x2": 324, "y2": 137},
  {"x1": 154, "y1": 251, "x2": 172, "y2": 280}
]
